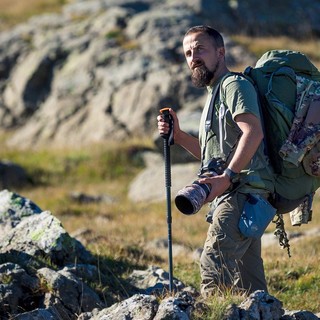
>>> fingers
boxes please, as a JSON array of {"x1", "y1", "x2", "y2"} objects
[
  {"x1": 198, "y1": 175, "x2": 232, "y2": 202},
  {"x1": 157, "y1": 114, "x2": 170, "y2": 135},
  {"x1": 168, "y1": 108, "x2": 178, "y2": 122},
  {"x1": 158, "y1": 108, "x2": 176, "y2": 135}
]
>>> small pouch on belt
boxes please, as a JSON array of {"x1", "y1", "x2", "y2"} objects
[{"x1": 238, "y1": 194, "x2": 277, "y2": 239}]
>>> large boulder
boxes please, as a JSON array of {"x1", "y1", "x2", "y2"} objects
[
  {"x1": 128, "y1": 152, "x2": 200, "y2": 203},
  {"x1": 0, "y1": 190, "x2": 106, "y2": 319},
  {"x1": 0, "y1": 210, "x2": 93, "y2": 266},
  {"x1": 0, "y1": 161, "x2": 29, "y2": 190},
  {"x1": 0, "y1": 189, "x2": 93, "y2": 266},
  {"x1": 4, "y1": 0, "x2": 307, "y2": 148}
]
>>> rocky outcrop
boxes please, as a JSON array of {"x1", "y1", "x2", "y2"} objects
[
  {"x1": 0, "y1": 189, "x2": 319, "y2": 319},
  {"x1": 0, "y1": 190, "x2": 104, "y2": 319},
  {"x1": 0, "y1": 160, "x2": 29, "y2": 189},
  {"x1": 0, "y1": 0, "x2": 319, "y2": 148}
]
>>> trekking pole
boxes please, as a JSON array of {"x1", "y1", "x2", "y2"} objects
[{"x1": 159, "y1": 107, "x2": 174, "y2": 293}]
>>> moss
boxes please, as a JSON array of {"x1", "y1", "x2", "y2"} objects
[{"x1": 0, "y1": 274, "x2": 13, "y2": 285}]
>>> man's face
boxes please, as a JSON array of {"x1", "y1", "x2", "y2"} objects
[{"x1": 183, "y1": 32, "x2": 223, "y2": 87}]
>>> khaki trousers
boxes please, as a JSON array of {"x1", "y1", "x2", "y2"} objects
[{"x1": 200, "y1": 191, "x2": 268, "y2": 297}]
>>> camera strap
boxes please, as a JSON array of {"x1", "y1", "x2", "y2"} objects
[
  {"x1": 205, "y1": 82, "x2": 221, "y2": 134},
  {"x1": 201, "y1": 81, "x2": 221, "y2": 168},
  {"x1": 201, "y1": 73, "x2": 241, "y2": 169}
]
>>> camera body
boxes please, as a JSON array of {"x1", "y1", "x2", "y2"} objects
[{"x1": 175, "y1": 158, "x2": 227, "y2": 215}]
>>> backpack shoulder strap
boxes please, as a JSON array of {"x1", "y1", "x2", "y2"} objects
[
  {"x1": 201, "y1": 73, "x2": 233, "y2": 166},
  {"x1": 205, "y1": 80, "x2": 220, "y2": 133},
  {"x1": 201, "y1": 72, "x2": 245, "y2": 165},
  {"x1": 205, "y1": 72, "x2": 242, "y2": 133}
]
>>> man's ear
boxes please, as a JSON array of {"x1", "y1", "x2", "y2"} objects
[{"x1": 218, "y1": 47, "x2": 225, "y2": 59}]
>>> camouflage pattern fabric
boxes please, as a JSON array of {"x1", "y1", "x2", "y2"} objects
[
  {"x1": 279, "y1": 76, "x2": 320, "y2": 176},
  {"x1": 289, "y1": 193, "x2": 313, "y2": 226}
]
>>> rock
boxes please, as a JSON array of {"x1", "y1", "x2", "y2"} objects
[
  {"x1": 69, "y1": 191, "x2": 116, "y2": 204},
  {"x1": 145, "y1": 238, "x2": 192, "y2": 258},
  {"x1": 90, "y1": 291, "x2": 196, "y2": 320},
  {"x1": 92, "y1": 294, "x2": 158, "y2": 320},
  {"x1": 154, "y1": 296, "x2": 191, "y2": 320},
  {"x1": 0, "y1": 0, "x2": 318, "y2": 148},
  {"x1": 37, "y1": 267, "x2": 103, "y2": 315},
  {"x1": 239, "y1": 290, "x2": 284, "y2": 320},
  {"x1": 0, "y1": 210, "x2": 93, "y2": 267},
  {"x1": 282, "y1": 310, "x2": 320, "y2": 319},
  {"x1": 0, "y1": 189, "x2": 42, "y2": 221},
  {"x1": 224, "y1": 303, "x2": 240, "y2": 319},
  {"x1": 0, "y1": 191, "x2": 114, "y2": 319},
  {"x1": 0, "y1": 190, "x2": 319, "y2": 319},
  {"x1": 128, "y1": 265, "x2": 185, "y2": 294},
  {"x1": 0, "y1": 189, "x2": 42, "y2": 239},
  {"x1": 0, "y1": 263, "x2": 28, "y2": 315},
  {"x1": 12, "y1": 308, "x2": 58, "y2": 320},
  {"x1": 128, "y1": 151, "x2": 200, "y2": 203},
  {"x1": 0, "y1": 162, "x2": 29, "y2": 189}
]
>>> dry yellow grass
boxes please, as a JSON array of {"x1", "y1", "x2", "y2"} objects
[
  {"x1": 0, "y1": 0, "x2": 68, "y2": 30},
  {"x1": 12, "y1": 152, "x2": 320, "y2": 317},
  {"x1": 232, "y1": 35, "x2": 320, "y2": 69}
]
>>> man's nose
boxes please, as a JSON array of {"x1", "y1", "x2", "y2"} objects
[
  {"x1": 187, "y1": 53, "x2": 194, "y2": 65},
  {"x1": 190, "y1": 53, "x2": 201, "y2": 67},
  {"x1": 190, "y1": 50, "x2": 198, "y2": 61}
]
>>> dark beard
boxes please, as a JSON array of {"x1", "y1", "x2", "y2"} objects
[{"x1": 191, "y1": 63, "x2": 217, "y2": 88}]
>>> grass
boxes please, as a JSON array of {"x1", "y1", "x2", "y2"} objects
[
  {"x1": 0, "y1": 0, "x2": 68, "y2": 31},
  {"x1": 2, "y1": 136, "x2": 320, "y2": 317},
  {"x1": 231, "y1": 35, "x2": 320, "y2": 69},
  {"x1": 193, "y1": 290, "x2": 245, "y2": 320},
  {"x1": 265, "y1": 235, "x2": 320, "y2": 312},
  {"x1": 0, "y1": 0, "x2": 320, "y2": 316}
]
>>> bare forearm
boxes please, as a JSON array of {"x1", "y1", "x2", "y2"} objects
[
  {"x1": 157, "y1": 108, "x2": 201, "y2": 160},
  {"x1": 228, "y1": 131, "x2": 262, "y2": 172},
  {"x1": 228, "y1": 115, "x2": 264, "y2": 172},
  {"x1": 175, "y1": 130, "x2": 201, "y2": 160}
]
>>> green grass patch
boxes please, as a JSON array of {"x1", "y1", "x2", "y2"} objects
[
  {"x1": 192, "y1": 290, "x2": 245, "y2": 320},
  {"x1": 264, "y1": 235, "x2": 320, "y2": 313},
  {"x1": 2, "y1": 142, "x2": 146, "y2": 186}
]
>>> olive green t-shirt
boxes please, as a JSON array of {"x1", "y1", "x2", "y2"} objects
[{"x1": 199, "y1": 73, "x2": 274, "y2": 193}]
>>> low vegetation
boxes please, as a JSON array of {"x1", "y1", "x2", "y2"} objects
[
  {"x1": 2, "y1": 137, "x2": 320, "y2": 317},
  {"x1": 0, "y1": 0, "x2": 68, "y2": 31},
  {"x1": 0, "y1": 0, "x2": 319, "y2": 317}
]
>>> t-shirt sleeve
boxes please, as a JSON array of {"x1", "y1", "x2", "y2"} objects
[{"x1": 222, "y1": 76, "x2": 261, "y2": 120}]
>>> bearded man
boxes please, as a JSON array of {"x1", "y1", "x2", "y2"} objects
[{"x1": 157, "y1": 25, "x2": 274, "y2": 297}]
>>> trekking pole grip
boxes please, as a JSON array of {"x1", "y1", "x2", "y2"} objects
[
  {"x1": 159, "y1": 107, "x2": 174, "y2": 145},
  {"x1": 159, "y1": 107, "x2": 173, "y2": 187}
]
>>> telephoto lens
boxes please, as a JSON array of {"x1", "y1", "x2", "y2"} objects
[
  {"x1": 175, "y1": 158, "x2": 224, "y2": 215},
  {"x1": 175, "y1": 180, "x2": 211, "y2": 215}
]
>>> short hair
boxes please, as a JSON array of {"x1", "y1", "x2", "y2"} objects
[{"x1": 184, "y1": 26, "x2": 224, "y2": 49}]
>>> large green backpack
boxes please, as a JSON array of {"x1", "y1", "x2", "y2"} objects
[
  {"x1": 213, "y1": 50, "x2": 320, "y2": 216},
  {"x1": 242, "y1": 50, "x2": 320, "y2": 207},
  {"x1": 208, "y1": 50, "x2": 320, "y2": 254}
]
